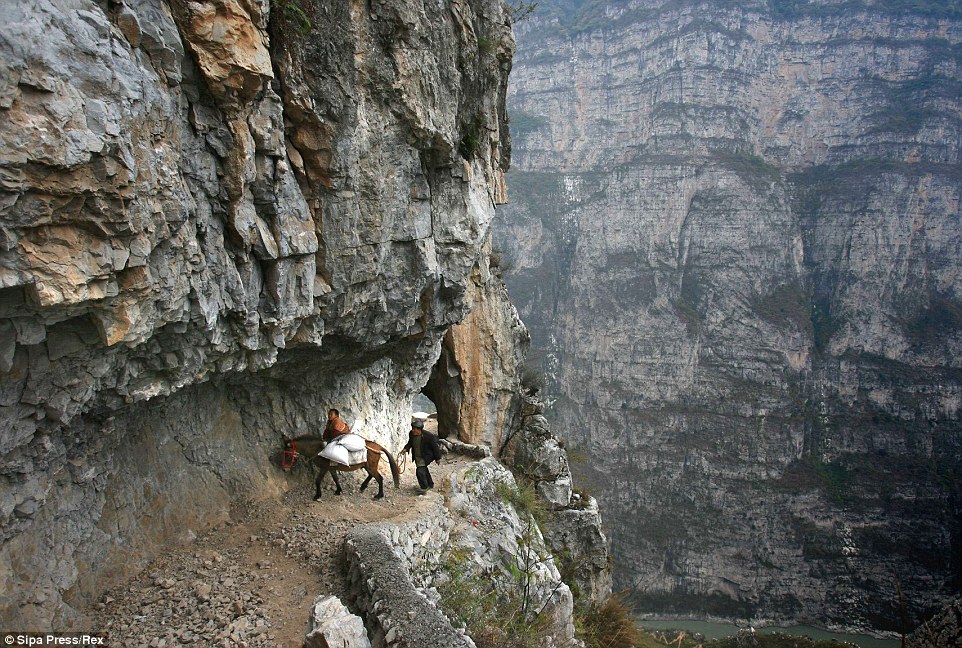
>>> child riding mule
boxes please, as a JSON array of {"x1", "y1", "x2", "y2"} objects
[{"x1": 280, "y1": 435, "x2": 400, "y2": 500}]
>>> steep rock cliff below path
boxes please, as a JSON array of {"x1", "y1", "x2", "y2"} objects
[
  {"x1": 0, "y1": 0, "x2": 516, "y2": 628},
  {"x1": 496, "y1": 0, "x2": 962, "y2": 634}
]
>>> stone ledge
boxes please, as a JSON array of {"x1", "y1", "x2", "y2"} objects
[
  {"x1": 344, "y1": 525, "x2": 470, "y2": 648},
  {"x1": 343, "y1": 457, "x2": 585, "y2": 647}
]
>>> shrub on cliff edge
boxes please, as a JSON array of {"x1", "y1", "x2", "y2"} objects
[
  {"x1": 575, "y1": 594, "x2": 648, "y2": 648},
  {"x1": 437, "y1": 546, "x2": 549, "y2": 648}
]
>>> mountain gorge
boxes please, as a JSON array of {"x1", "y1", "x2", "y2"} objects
[{"x1": 497, "y1": 0, "x2": 962, "y2": 633}]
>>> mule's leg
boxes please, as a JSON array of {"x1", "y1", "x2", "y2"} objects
[
  {"x1": 360, "y1": 465, "x2": 382, "y2": 499},
  {"x1": 314, "y1": 468, "x2": 326, "y2": 501},
  {"x1": 359, "y1": 474, "x2": 374, "y2": 492},
  {"x1": 331, "y1": 470, "x2": 343, "y2": 496},
  {"x1": 374, "y1": 473, "x2": 385, "y2": 499}
]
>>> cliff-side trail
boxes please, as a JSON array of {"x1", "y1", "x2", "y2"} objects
[{"x1": 86, "y1": 454, "x2": 469, "y2": 647}]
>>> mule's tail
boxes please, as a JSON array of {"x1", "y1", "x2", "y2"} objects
[{"x1": 382, "y1": 448, "x2": 400, "y2": 489}]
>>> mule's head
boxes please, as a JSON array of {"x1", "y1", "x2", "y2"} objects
[{"x1": 280, "y1": 436, "x2": 297, "y2": 472}]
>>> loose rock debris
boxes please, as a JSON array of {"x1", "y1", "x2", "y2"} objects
[{"x1": 86, "y1": 456, "x2": 467, "y2": 647}]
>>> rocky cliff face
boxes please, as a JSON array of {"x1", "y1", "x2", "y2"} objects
[
  {"x1": 0, "y1": 0, "x2": 516, "y2": 628},
  {"x1": 425, "y1": 240, "x2": 531, "y2": 449},
  {"x1": 497, "y1": 0, "x2": 962, "y2": 633},
  {"x1": 502, "y1": 392, "x2": 613, "y2": 604}
]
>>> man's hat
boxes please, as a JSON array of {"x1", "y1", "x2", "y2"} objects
[{"x1": 412, "y1": 420, "x2": 425, "y2": 429}]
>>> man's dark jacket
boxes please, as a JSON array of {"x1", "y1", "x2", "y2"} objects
[{"x1": 403, "y1": 430, "x2": 441, "y2": 464}]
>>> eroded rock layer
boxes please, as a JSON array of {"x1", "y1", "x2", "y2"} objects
[
  {"x1": 497, "y1": 0, "x2": 962, "y2": 632},
  {"x1": 0, "y1": 0, "x2": 514, "y2": 628}
]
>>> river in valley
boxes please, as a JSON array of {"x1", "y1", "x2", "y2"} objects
[{"x1": 637, "y1": 618, "x2": 901, "y2": 647}]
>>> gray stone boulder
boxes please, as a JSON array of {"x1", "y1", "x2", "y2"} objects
[
  {"x1": 501, "y1": 410, "x2": 573, "y2": 509},
  {"x1": 304, "y1": 595, "x2": 371, "y2": 648}
]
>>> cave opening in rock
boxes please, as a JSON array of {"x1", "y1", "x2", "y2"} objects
[
  {"x1": 412, "y1": 392, "x2": 441, "y2": 439},
  {"x1": 421, "y1": 339, "x2": 462, "y2": 440},
  {"x1": 412, "y1": 392, "x2": 437, "y2": 417}
]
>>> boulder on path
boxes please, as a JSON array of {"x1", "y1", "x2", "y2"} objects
[{"x1": 304, "y1": 595, "x2": 371, "y2": 648}]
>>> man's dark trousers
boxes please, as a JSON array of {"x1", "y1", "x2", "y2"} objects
[{"x1": 416, "y1": 465, "x2": 434, "y2": 489}]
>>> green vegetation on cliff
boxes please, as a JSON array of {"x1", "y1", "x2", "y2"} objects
[{"x1": 508, "y1": 110, "x2": 550, "y2": 137}]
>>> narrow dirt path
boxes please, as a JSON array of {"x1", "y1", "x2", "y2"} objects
[{"x1": 88, "y1": 450, "x2": 469, "y2": 648}]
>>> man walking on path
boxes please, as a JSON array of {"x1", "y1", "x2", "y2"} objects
[{"x1": 402, "y1": 420, "x2": 441, "y2": 492}]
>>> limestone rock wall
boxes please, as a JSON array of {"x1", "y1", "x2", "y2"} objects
[
  {"x1": 906, "y1": 597, "x2": 962, "y2": 648},
  {"x1": 497, "y1": 0, "x2": 962, "y2": 633},
  {"x1": 425, "y1": 239, "x2": 530, "y2": 448},
  {"x1": 0, "y1": 0, "x2": 514, "y2": 628}
]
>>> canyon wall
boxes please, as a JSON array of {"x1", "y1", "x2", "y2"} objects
[
  {"x1": 497, "y1": 0, "x2": 962, "y2": 633},
  {"x1": 0, "y1": 0, "x2": 516, "y2": 628}
]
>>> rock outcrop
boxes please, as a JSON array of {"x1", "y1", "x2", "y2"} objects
[
  {"x1": 503, "y1": 395, "x2": 573, "y2": 508},
  {"x1": 502, "y1": 393, "x2": 613, "y2": 607},
  {"x1": 497, "y1": 0, "x2": 962, "y2": 634},
  {"x1": 425, "y1": 239, "x2": 530, "y2": 447},
  {"x1": 345, "y1": 455, "x2": 583, "y2": 648},
  {"x1": 906, "y1": 597, "x2": 962, "y2": 648},
  {"x1": 0, "y1": 0, "x2": 515, "y2": 628}
]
